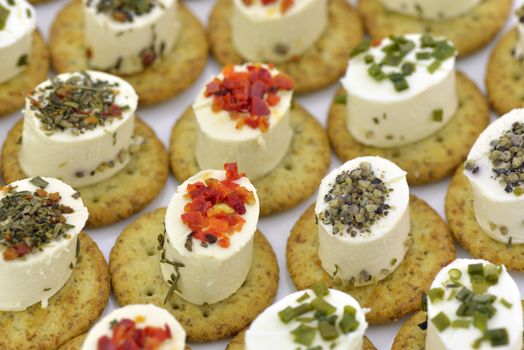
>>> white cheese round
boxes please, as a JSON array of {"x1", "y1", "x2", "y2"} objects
[
  {"x1": 342, "y1": 34, "x2": 458, "y2": 148},
  {"x1": 0, "y1": 177, "x2": 89, "y2": 312},
  {"x1": 231, "y1": 0, "x2": 327, "y2": 63},
  {"x1": 81, "y1": 304, "x2": 186, "y2": 350},
  {"x1": 0, "y1": 0, "x2": 35, "y2": 84},
  {"x1": 194, "y1": 64, "x2": 293, "y2": 181},
  {"x1": 19, "y1": 70, "x2": 138, "y2": 188},
  {"x1": 315, "y1": 156, "x2": 410, "y2": 286},
  {"x1": 464, "y1": 109, "x2": 524, "y2": 244},
  {"x1": 83, "y1": 0, "x2": 180, "y2": 75},
  {"x1": 245, "y1": 288, "x2": 368, "y2": 350},
  {"x1": 378, "y1": 0, "x2": 481, "y2": 21},
  {"x1": 161, "y1": 168, "x2": 260, "y2": 305},
  {"x1": 426, "y1": 259, "x2": 523, "y2": 350}
]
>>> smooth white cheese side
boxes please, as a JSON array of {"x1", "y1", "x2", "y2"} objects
[
  {"x1": 161, "y1": 169, "x2": 260, "y2": 305},
  {"x1": 378, "y1": 0, "x2": 481, "y2": 21},
  {"x1": 231, "y1": 0, "x2": 327, "y2": 63},
  {"x1": 245, "y1": 289, "x2": 368, "y2": 350},
  {"x1": 83, "y1": 0, "x2": 180, "y2": 75},
  {"x1": 0, "y1": 0, "x2": 36, "y2": 84},
  {"x1": 19, "y1": 71, "x2": 138, "y2": 188},
  {"x1": 81, "y1": 304, "x2": 186, "y2": 350},
  {"x1": 464, "y1": 109, "x2": 524, "y2": 244},
  {"x1": 342, "y1": 34, "x2": 458, "y2": 148},
  {"x1": 0, "y1": 177, "x2": 89, "y2": 312},
  {"x1": 194, "y1": 64, "x2": 293, "y2": 181},
  {"x1": 316, "y1": 156, "x2": 410, "y2": 286},
  {"x1": 426, "y1": 259, "x2": 522, "y2": 350}
]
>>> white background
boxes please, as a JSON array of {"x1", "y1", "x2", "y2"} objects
[{"x1": 0, "y1": 1, "x2": 523, "y2": 349}]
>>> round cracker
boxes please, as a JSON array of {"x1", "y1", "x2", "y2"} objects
[
  {"x1": 0, "y1": 31, "x2": 49, "y2": 117},
  {"x1": 0, "y1": 233, "x2": 110, "y2": 350},
  {"x1": 109, "y1": 208, "x2": 280, "y2": 342},
  {"x1": 225, "y1": 329, "x2": 377, "y2": 350},
  {"x1": 49, "y1": 0, "x2": 208, "y2": 106},
  {"x1": 1, "y1": 117, "x2": 169, "y2": 228},
  {"x1": 208, "y1": 0, "x2": 364, "y2": 94},
  {"x1": 57, "y1": 333, "x2": 193, "y2": 350},
  {"x1": 327, "y1": 72, "x2": 489, "y2": 186},
  {"x1": 445, "y1": 165, "x2": 524, "y2": 271},
  {"x1": 486, "y1": 28, "x2": 524, "y2": 116},
  {"x1": 357, "y1": 0, "x2": 512, "y2": 57},
  {"x1": 169, "y1": 103, "x2": 331, "y2": 217},
  {"x1": 286, "y1": 196, "x2": 456, "y2": 324}
]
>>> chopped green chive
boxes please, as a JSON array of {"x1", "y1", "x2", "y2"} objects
[
  {"x1": 318, "y1": 320, "x2": 339, "y2": 341},
  {"x1": 500, "y1": 298, "x2": 513, "y2": 308},
  {"x1": 448, "y1": 268, "x2": 462, "y2": 281},
  {"x1": 0, "y1": 4, "x2": 10, "y2": 31},
  {"x1": 291, "y1": 324, "x2": 316, "y2": 346},
  {"x1": 351, "y1": 40, "x2": 371, "y2": 57},
  {"x1": 431, "y1": 312, "x2": 451, "y2": 332},
  {"x1": 278, "y1": 304, "x2": 313, "y2": 324},
  {"x1": 485, "y1": 328, "x2": 509, "y2": 346},
  {"x1": 311, "y1": 297, "x2": 337, "y2": 315},
  {"x1": 334, "y1": 95, "x2": 347, "y2": 105},
  {"x1": 432, "y1": 109, "x2": 443, "y2": 122},
  {"x1": 17, "y1": 54, "x2": 28, "y2": 67},
  {"x1": 310, "y1": 282, "x2": 329, "y2": 297},
  {"x1": 296, "y1": 292, "x2": 310, "y2": 303},
  {"x1": 427, "y1": 60, "x2": 442, "y2": 73},
  {"x1": 427, "y1": 288, "x2": 445, "y2": 303},
  {"x1": 29, "y1": 176, "x2": 49, "y2": 188},
  {"x1": 452, "y1": 319, "x2": 471, "y2": 329},
  {"x1": 416, "y1": 51, "x2": 431, "y2": 60},
  {"x1": 473, "y1": 311, "x2": 488, "y2": 332}
]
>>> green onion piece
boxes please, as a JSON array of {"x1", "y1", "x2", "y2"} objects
[
  {"x1": 291, "y1": 324, "x2": 316, "y2": 346},
  {"x1": 427, "y1": 60, "x2": 441, "y2": 73},
  {"x1": 368, "y1": 63, "x2": 386, "y2": 81},
  {"x1": 421, "y1": 34, "x2": 436, "y2": 48},
  {"x1": 431, "y1": 312, "x2": 451, "y2": 332},
  {"x1": 432, "y1": 109, "x2": 443, "y2": 122},
  {"x1": 472, "y1": 282, "x2": 488, "y2": 294},
  {"x1": 500, "y1": 298, "x2": 513, "y2": 308},
  {"x1": 296, "y1": 292, "x2": 310, "y2": 303},
  {"x1": 432, "y1": 41, "x2": 456, "y2": 60},
  {"x1": 339, "y1": 313, "x2": 359, "y2": 334},
  {"x1": 472, "y1": 336, "x2": 484, "y2": 349},
  {"x1": 448, "y1": 268, "x2": 462, "y2": 280},
  {"x1": 0, "y1": 4, "x2": 10, "y2": 31},
  {"x1": 416, "y1": 52, "x2": 431, "y2": 60},
  {"x1": 421, "y1": 293, "x2": 428, "y2": 312},
  {"x1": 484, "y1": 264, "x2": 500, "y2": 285},
  {"x1": 334, "y1": 95, "x2": 347, "y2": 105},
  {"x1": 401, "y1": 62, "x2": 415, "y2": 75},
  {"x1": 472, "y1": 294, "x2": 496, "y2": 304},
  {"x1": 391, "y1": 76, "x2": 409, "y2": 92},
  {"x1": 344, "y1": 305, "x2": 356, "y2": 316},
  {"x1": 452, "y1": 319, "x2": 471, "y2": 329},
  {"x1": 311, "y1": 297, "x2": 337, "y2": 315},
  {"x1": 473, "y1": 311, "x2": 488, "y2": 332},
  {"x1": 351, "y1": 40, "x2": 371, "y2": 57},
  {"x1": 485, "y1": 328, "x2": 509, "y2": 346},
  {"x1": 364, "y1": 54, "x2": 374, "y2": 64},
  {"x1": 296, "y1": 316, "x2": 315, "y2": 323},
  {"x1": 310, "y1": 282, "x2": 329, "y2": 297},
  {"x1": 278, "y1": 303, "x2": 313, "y2": 324},
  {"x1": 318, "y1": 320, "x2": 340, "y2": 341},
  {"x1": 427, "y1": 288, "x2": 445, "y2": 303},
  {"x1": 476, "y1": 304, "x2": 496, "y2": 318},
  {"x1": 457, "y1": 303, "x2": 476, "y2": 317},
  {"x1": 468, "y1": 263, "x2": 485, "y2": 276},
  {"x1": 455, "y1": 287, "x2": 473, "y2": 302}
]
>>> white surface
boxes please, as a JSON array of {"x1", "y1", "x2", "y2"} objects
[{"x1": 0, "y1": 0, "x2": 522, "y2": 348}]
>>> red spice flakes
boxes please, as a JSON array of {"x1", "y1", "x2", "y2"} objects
[
  {"x1": 371, "y1": 38, "x2": 382, "y2": 47},
  {"x1": 3, "y1": 244, "x2": 32, "y2": 261},
  {"x1": 242, "y1": 0, "x2": 294, "y2": 14},
  {"x1": 204, "y1": 64, "x2": 294, "y2": 132},
  {"x1": 97, "y1": 318, "x2": 173, "y2": 350},
  {"x1": 181, "y1": 163, "x2": 256, "y2": 249}
]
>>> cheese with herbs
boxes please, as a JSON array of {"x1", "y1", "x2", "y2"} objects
[{"x1": 378, "y1": 0, "x2": 481, "y2": 21}]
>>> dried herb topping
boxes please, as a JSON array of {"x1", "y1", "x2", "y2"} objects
[
  {"x1": 241, "y1": 0, "x2": 294, "y2": 14},
  {"x1": 94, "y1": 0, "x2": 156, "y2": 23},
  {"x1": 97, "y1": 317, "x2": 173, "y2": 350}
]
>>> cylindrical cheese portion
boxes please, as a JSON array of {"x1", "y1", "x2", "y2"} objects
[
  {"x1": 194, "y1": 64, "x2": 293, "y2": 181},
  {"x1": 245, "y1": 289, "x2": 368, "y2": 350},
  {"x1": 0, "y1": 0, "x2": 36, "y2": 84},
  {"x1": 378, "y1": 0, "x2": 481, "y2": 21},
  {"x1": 0, "y1": 177, "x2": 89, "y2": 312},
  {"x1": 426, "y1": 259, "x2": 522, "y2": 350},
  {"x1": 83, "y1": 0, "x2": 180, "y2": 75},
  {"x1": 81, "y1": 304, "x2": 186, "y2": 350},
  {"x1": 342, "y1": 34, "x2": 458, "y2": 148},
  {"x1": 231, "y1": 0, "x2": 327, "y2": 63},
  {"x1": 315, "y1": 156, "x2": 410, "y2": 286},
  {"x1": 464, "y1": 109, "x2": 524, "y2": 244},
  {"x1": 19, "y1": 71, "x2": 138, "y2": 188},
  {"x1": 161, "y1": 169, "x2": 260, "y2": 305}
]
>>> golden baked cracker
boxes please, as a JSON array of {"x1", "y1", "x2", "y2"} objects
[
  {"x1": 226, "y1": 330, "x2": 377, "y2": 350},
  {"x1": 446, "y1": 166, "x2": 524, "y2": 271},
  {"x1": 486, "y1": 28, "x2": 524, "y2": 116},
  {"x1": 169, "y1": 103, "x2": 330, "y2": 217},
  {"x1": 357, "y1": 0, "x2": 512, "y2": 57},
  {"x1": 208, "y1": 0, "x2": 364, "y2": 94},
  {"x1": 327, "y1": 72, "x2": 489, "y2": 186},
  {"x1": 109, "y1": 208, "x2": 280, "y2": 342},
  {"x1": 49, "y1": 0, "x2": 208, "y2": 106},
  {"x1": 0, "y1": 233, "x2": 110, "y2": 350},
  {"x1": 0, "y1": 31, "x2": 49, "y2": 117},
  {"x1": 1, "y1": 118, "x2": 168, "y2": 228},
  {"x1": 286, "y1": 196, "x2": 456, "y2": 324},
  {"x1": 57, "y1": 333, "x2": 193, "y2": 349}
]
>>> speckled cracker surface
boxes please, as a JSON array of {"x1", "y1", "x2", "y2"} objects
[
  {"x1": 1, "y1": 118, "x2": 169, "y2": 228},
  {"x1": 169, "y1": 104, "x2": 330, "y2": 217},
  {"x1": 109, "y1": 208, "x2": 280, "y2": 342},
  {"x1": 357, "y1": 0, "x2": 512, "y2": 57},
  {"x1": 327, "y1": 72, "x2": 489, "y2": 186},
  {"x1": 486, "y1": 28, "x2": 524, "y2": 116},
  {"x1": 208, "y1": 0, "x2": 364, "y2": 94},
  {"x1": 286, "y1": 196, "x2": 456, "y2": 324},
  {"x1": 0, "y1": 31, "x2": 49, "y2": 117},
  {"x1": 0, "y1": 233, "x2": 110, "y2": 350},
  {"x1": 50, "y1": 0, "x2": 208, "y2": 106},
  {"x1": 446, "y1": 166, "x2": 524, "y2": 271}
]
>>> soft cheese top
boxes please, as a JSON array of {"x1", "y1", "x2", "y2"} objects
[
  {"x1": 0, "y1": 0, "x2": 35, "y2": 47},
  {"x1": 234, "y1": 0, "x2": 305, "y2": 18}
]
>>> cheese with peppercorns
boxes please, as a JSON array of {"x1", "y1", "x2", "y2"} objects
[
  {"x1": 83, "y1": 0, "x2": 179, "y2": 74},
  {"x1": 315, "y1": 156, "x2": 410, "y2": 286},
  {"x1": 193, "y1": 64, "x2": 294, "y2": 181},
  {"x1": 379, "y1": 0, "x2": 481, "y2": 21},
  {"x1": 464, "y1": 109, "x2": 524, "y2": 245},
  {"x1": 81, "y1": 304, "x2": 186, "y2": 350},
  {"x1": 426, "y1": 259, "x2": 522, "y2": 350},
  {"x1": 0, "y1": 0, "x2": 35, "y2": 84},
  {"x1": 231, "y1": 0, "x2": 327, "y2": 63},
  {"x1": 19, "y1": 71, "x2": 140, "y2": 188},
  {"x1": 0, "y1": 177, "x2": 89, "y2": 312},
  {"x1": 160, "y1": 164, "x2": 259, "y2": 305},
  {"x1": 342, "y1": 34, "x2": 458, "y2": 148}
]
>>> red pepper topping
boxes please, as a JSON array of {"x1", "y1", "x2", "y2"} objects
[
  {"x1": 242, "y1": 0, "x2": 294, "y2": 13},
  {"x1": 97, "y1": 318, "x2": 173, "y2": 350},
  {"x1": 181, "y1": 163, "x2": 256, "y2": 249},
  {"x1": 204, "y1": 65, "x2": 294, "y2": 132}
]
